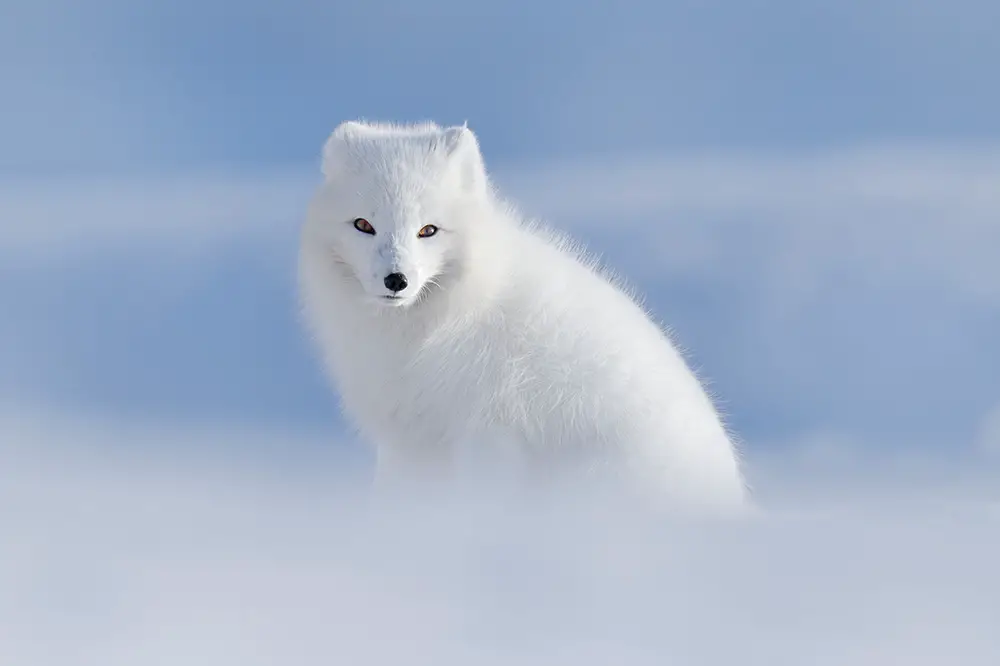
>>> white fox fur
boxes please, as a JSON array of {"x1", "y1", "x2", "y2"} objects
[{"x1": 299, "y1": 120, "x2": 748, "y2": 512}]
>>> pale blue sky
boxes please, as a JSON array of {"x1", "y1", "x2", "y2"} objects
[
  {"x1": 2, "y1": 0, "x2": 999, "y2": 464},
  {"x1": 5, "y1": 0, "x2": 1000, "y2": 172}
]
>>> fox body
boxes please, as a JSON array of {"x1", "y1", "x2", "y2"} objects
[{"x1": 299, "y1": 121, "x2": 748, "y2": 511}]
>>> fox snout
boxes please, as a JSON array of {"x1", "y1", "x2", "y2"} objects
[{"x1": 383, "y1": 272, "x2": 409, "y2": 293}]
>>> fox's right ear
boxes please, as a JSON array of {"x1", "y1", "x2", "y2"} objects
[
  {"x1": 320, "y1": 127, "x2": 347, "y2": 180},
  {"x1": 321, "y1": 121, "x2": 367, "y2": 179}
]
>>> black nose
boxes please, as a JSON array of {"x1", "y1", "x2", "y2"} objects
[{"x1": 383, "y1": 272, "x2": 408, "y2": 293}]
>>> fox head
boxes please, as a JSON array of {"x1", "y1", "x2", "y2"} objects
[{"x1": 305, "y1": 120, "x2": 491, "y2": 308}]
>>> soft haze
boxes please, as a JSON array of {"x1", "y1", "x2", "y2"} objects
[{"x1": 2, "y1": 0, "x2": 999, "y2": 662}]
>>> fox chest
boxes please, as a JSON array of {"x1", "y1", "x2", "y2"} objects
[
  {"x1": 329, "y1": 321, "x2": 604, "y2": 451},
  {"x1": 330, "y1": 331, "x2": 490, "y2": 444}
]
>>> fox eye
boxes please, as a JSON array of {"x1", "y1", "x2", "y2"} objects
[
  {"x1": 417, "y1": 224, "x2": 438, "y2": 238},
  {"x1": 353, "y1": 218, "x2": 375, "y2": 235}
]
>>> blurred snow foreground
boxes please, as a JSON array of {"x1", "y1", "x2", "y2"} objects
[{"x1": 2, "y1": 413, "x2": 1000, "y2": 665}]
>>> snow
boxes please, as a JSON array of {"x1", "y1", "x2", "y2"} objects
[{"x1": 3, "y1": 412, "x2": 998, "y2": 665}]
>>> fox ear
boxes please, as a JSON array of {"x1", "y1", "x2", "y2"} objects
[
  {"x1": 320, "y1": 120, "x2": 357, "y2": 180},
  {"x1": 441, "y1": 124, "x2": 487, "y2": 196},
  {"x1": 321, "y1": 121, "x2": 369, "y2": 179}
]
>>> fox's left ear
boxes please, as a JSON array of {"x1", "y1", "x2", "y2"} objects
[{"x1": 441, "y1": 124, "x2": 488, "y2": 196}]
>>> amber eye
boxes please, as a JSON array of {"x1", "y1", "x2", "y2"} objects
[
  {"x1": 418, "y1": 224, "x2": 438, "y2": 238},
  {"x1": 353, "y1": 218, "x2": 375, "y2": 235}
]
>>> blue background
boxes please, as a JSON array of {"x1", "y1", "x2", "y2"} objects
[{"x1": 2, "y1": 0, "x2": 999, "y2": 467}]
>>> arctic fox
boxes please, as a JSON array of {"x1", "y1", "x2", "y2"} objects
[{"x1": 299, "y1": 120, "x2": 748, "y2": 511}]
